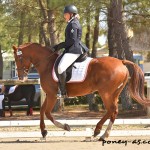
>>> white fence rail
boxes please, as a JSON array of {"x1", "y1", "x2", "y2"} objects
[
  {"x1": 0, "y1": 119, "x2": 150, "y2": 127},
  {"x1": 0, "y1": 79, "x2": 39, "y2": 85}
]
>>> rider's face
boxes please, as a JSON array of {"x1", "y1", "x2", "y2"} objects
[{"x1": 64, "y1": 13, "x2": 72, "y2": 22}]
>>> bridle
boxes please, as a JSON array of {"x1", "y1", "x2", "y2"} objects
[
  {"x1": 15, "y1": 48, "x2": 57, "y2": 79},
  {"x1": 16, "y1": 49, "x2": 30, "y2": 79}
]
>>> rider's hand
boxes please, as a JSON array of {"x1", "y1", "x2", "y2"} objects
[{"x1": 53, "y1": 42, "x2": 65, "y2": 51}]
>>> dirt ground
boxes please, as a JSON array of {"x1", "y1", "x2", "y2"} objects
[
  {"x1": 0, "y1": 105, "x2": 148, "y2": 121},
  {"x1": 0, "y1": 106, "x2": 149, "y2": 149},
  {"x1": 0, "y1": 136, "x2": 150, "y2": 150}
]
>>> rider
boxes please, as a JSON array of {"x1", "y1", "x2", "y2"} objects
[{"x1": 53, "y1": 5, "x2": 89, "y2": 98}]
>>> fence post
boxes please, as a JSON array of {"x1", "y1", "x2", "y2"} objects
[{"x1": 147, "y1": 80, "x2": 150, "y2": 116}]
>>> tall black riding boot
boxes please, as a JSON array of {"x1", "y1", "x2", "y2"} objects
[{"x1": 58, "y1": 71, "x2": 67, "y2": 98}]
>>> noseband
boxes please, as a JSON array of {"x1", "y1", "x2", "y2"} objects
[
  {"x1": 16, "y1": 47, "x2": 58, "y2": 79},
  {"x1": 16, "y1": 49, "x2": 30, "y2": 79}
]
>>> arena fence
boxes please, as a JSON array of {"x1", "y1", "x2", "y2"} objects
[
  {"x1": 0, "y1": 79, "x2": 44, "y2": 106},
  {"x1": 0, "y1": 79, "x2": 150, "y2": 115},
  {"x1": 0, "y1": 79, "x2": 150, "y2": 138}
]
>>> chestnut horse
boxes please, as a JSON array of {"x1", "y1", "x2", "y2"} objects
[{"x1": 13, "y1": 43, "x2": 150, "y2": 140}]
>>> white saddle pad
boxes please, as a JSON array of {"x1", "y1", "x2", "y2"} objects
[{"x1": 52, "y1": 57, "x2": 93, "y2": 83}]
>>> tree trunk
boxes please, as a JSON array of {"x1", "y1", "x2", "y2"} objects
[
  {"x1": 39, "y1": 23, "x2": 45, "y2": 45},
  {"x1": 121, "y1": 83, "x2": 133, "y2": 110},
  {"x1": 86, "y1": 94, "x2": 99, "y2": 112},
  {"x1": 85, "y1": 14, "x2": 91, "y2": 56},
  {"x1": 18, "y1": 11, "x2": 25, "y2": 46},
  {"x1": 39, "y1": 21, "x2": 50, "y2": 46},
  {"x1": 107, "y1": 0, "x2": 133, "y2": 110},
  {"x1": 107, "y1": 6, "x2": 117, "y2": 57},
  {"x1": 38, "y1": 0, "x2": 50, "y2": 46},
  {"x1": 47, "y1": 9, "x2": 57, "y2": 46},
  {"x1": 85, "y1": 10, "x2": 91, "y2": 48},
  {"x1": 0, "y1": 45, "x2": 3, "y2": 79},
  {"x1": 91, "y1": 7, "x2": 100, "y2": 58},
  {"x1": 87, "y1": 7, "x2": 100, "y2": 111},
  {"x1": 28, "y1": 19, "x2": 32, "y2": 42}
]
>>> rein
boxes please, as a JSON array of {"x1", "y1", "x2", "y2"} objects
[
  {"x1": 33, "y1": 51, "x2": 57, "y2": 68},
  {"x1": 16, "y1": 48, "x2": 57, "y2": 78},
  {"x1": 16, "y1": 53, "x2": 30, "y2": 78}
]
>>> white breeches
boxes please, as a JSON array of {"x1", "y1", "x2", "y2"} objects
[
  {"x1": 58, "y1": 53, "x2": 80, "y2": 74},
  {"x1": 0, "y1": 95, "x2": 4, "y2": 109}
]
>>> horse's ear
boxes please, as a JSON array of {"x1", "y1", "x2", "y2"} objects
[{"x1": 12, "y1": 45, "x2": 17, "y2": 51}]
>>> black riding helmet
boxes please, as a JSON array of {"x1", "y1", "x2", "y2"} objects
[{"x1": 64, "y1": 5, "x2": 78, "y2": 14}]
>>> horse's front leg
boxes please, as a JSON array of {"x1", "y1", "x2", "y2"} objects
[
  {"x1": 43, "y1": 95, "x2": 70, "y2": 138},
  {"x1": 46, "y1": 96, "x2": 70, "y2": 131},
  {"x1": 40, "y1": 97, "x2": 47, "y2": 138}
]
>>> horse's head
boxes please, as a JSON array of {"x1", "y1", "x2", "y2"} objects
[{"x1": 13, "y1": 45, "x2": 31, "y2": 82}]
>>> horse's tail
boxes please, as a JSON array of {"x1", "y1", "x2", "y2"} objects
[{"x1": 122, "y1": 60, "x2": 150, "y2": 106}]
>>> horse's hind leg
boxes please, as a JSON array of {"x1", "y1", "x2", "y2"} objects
[
  {"x1": 94, "y1": 108, "x2": 111, "y2": 137},
  {"x1": 99, "y1": 101, "x2": 118, "y2": 141},
  {"x1": 93, "y1": 95, "x2": 118, "y2": 140},
  {"x1": 99, "y1": 79, "x2": 127, "y2": 140}
]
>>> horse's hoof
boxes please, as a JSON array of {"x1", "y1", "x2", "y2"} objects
[
  {"x1": 93, "y1": 130, "x2": 100, "y2": 137},
  {"x1": 42, "y1": 130, "x2": 48, "y2": 138},
  {"x1": 98, "y1": 137, "x2": 104, "y2": 141},
  {"x1": 64, "y1": 124, "x2": 70, "y2": 131}
]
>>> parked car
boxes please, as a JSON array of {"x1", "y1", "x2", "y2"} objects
[
  {"x1": 27, "y1": 74, "x2": 41, "y2": 107},
  {"x1": 144, "y1": 72, "x2": 150, "y2": 80}
]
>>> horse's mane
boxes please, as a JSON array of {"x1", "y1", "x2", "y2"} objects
[
  {"x1": 18, "y1": 42, "x2": 51, "y2": 51},
  {"x1": 18, "y1": 42, "x2": 33, "y2": 49}
]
